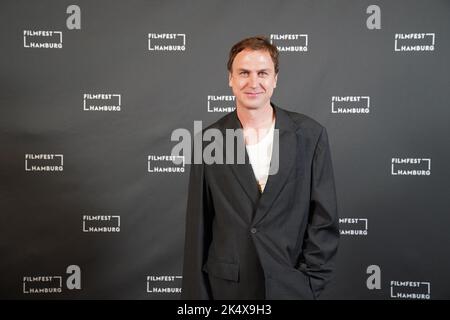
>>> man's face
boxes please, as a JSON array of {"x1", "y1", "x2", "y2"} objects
[{"x1": 229, "y1": 49, "x2": 278, "y2": 111}]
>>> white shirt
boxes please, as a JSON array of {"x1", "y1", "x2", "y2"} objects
[{"x1": 245, "y1": 120, "x2": 275, "y2": 193}]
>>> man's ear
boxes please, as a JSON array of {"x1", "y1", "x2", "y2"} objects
[
  {"x1": 228, "y1": 72, "x2": 232, "y2": 87},
  {"x1": 274, "y1": 73, "x2": 278, "y2": 88}
]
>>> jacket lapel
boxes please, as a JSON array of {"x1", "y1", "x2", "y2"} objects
[
  {"x1": 222, "y1": 111, "x2": 261, "y2": 208},
  {"x1": 252, "y1": 104, "x2": 298, "y2": 225},
  {"x1": 220, "y1": 103, "x2": 298, "y2": 224}
]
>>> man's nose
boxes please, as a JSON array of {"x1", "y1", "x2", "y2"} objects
[{"x1": 248, "y1": 74, "x2": 259, "y2": 88}]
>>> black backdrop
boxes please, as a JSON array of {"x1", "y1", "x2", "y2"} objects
[{"x1": 1, "y1": 0, "x2": 449, "y2": 299}]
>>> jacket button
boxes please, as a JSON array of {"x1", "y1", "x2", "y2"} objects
[{"x1": 250, "y1": 228, "x2": 257, "y2": 234}]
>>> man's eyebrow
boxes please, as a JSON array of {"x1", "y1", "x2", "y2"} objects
[{"x1": 236, "y1": 68, "x2": 270, "y2": 72}]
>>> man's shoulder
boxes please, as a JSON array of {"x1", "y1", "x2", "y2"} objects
[
  {"x1": 202, "y1": 105, "x2": 326, "y2": 133},
  {"x1": 279, "y1": 106, "x2": 325, "y2": 133},
  {"x1": 204, "y1": 111, "x2": 236, "y2": 131}
]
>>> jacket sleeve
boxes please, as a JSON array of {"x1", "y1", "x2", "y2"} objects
[
  {"x1": 181, "y1": 160, "x2": 214, "y2": 299},
  {"x1": 298, "y1": 127, "x2": 339, "y2": 298}
]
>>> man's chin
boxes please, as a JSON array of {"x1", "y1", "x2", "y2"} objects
[{"x1": 237, "y1": 101, "x2": 266, "y2": 111}]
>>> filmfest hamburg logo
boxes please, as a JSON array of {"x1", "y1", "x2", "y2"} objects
[
  {"x1": 148, "y1": 155, "x2": 185, "y2": 173},
  {"x1": 339, "y1": 218, "x2": 368, "y2": 236},
  {"x1": 83, "y1": 93, "x2": 121, "y2": 112},
  {"x1": 207, "y1": 95, "x2": 236, "y2": 113},
  {"x1": 391, "y1": 158, "x2": 431, "y2": 176},
  {"x1": 82, "y1": 215, "x2": 120, "y2": 233},
  {"x1": 390, "y1": 280, "x2": 431, "y2": 299},
  {"x1": 332, "y1": 96, "x2": 370, "y2": 114},
  {"x1": 23, "y1": 265, "x2": 81, "y2": 294},
  {"x1": 148, "y1": 33, "x2": 186, "y2": 51},
  {"x1": 25, "y1": 154, "x2": 63, "y2": 172},
  {"x1": 23, "y1": 30, "x2": 63, "y2": 49},
  {"x1": 394, "y1": 33, "x2": 435, "y2": 52},
  {"x1": 147, "y1": 275, "x2": 182, "y2": 294},
  {"x1": 270, "y1": 34, "x2": 308, "y2": 52}
]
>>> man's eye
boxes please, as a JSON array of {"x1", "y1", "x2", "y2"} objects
[
  {"x1": 258, "y1": 72, "x2": 267, "y2": 76},
  {"x1": 240, "y1": 72, "x2": 248, "y2": 75}
]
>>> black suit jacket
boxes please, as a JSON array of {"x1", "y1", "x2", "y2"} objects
[{"x1": 181, "y1": 103, "x2": 339, "y2": 300}]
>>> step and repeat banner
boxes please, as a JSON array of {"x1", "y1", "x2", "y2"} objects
[{"x1": 1, "y1": 0, "x2": 449, "y2": 300}]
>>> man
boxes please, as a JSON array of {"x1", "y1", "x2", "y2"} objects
[{"x1": 181, "y1": 36, "x2": 339, "y2": 300}]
